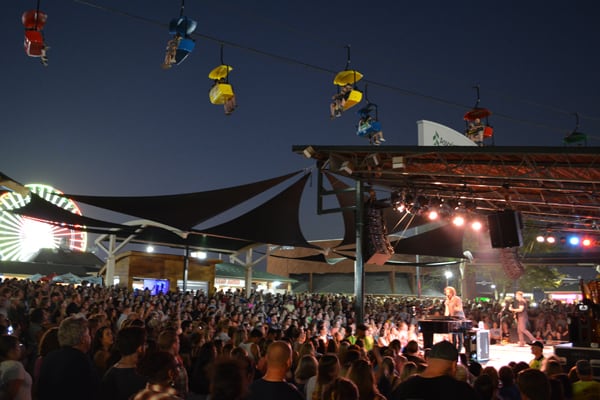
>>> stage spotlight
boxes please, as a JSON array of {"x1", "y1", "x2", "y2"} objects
[
  {"x1": 428, "y1": 210, "x2": 439, "y2": 220},
  {"x1": 569, "y1": 236, "x2": 580, "y2": 246},
  {"x1": 452, "y1": 216, "x2": 465, "y2": 226},
  {"x1": 582, "y1": 238, "x2": 593, "y2": 247},
  {"x1": 546, "y1": 236, "x2": 556, "y2": 244},
  {"x1": 471, "y1": 220, "x2": 482, "y2": 231},
  {"x1": 536, "y1": 235, "x2": 545, "y2": 243}
]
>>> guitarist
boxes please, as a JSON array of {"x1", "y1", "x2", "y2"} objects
[{"x1": 509, "y1": 291, "x2": 536, "y2": 346}]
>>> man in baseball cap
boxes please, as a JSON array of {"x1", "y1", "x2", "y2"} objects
[
  {"x1": 390, "y1": 340, "x2": 477, "y2": 400},
  {"x1": 529, "y1": 340, "x2": 544, "y2": 369}
]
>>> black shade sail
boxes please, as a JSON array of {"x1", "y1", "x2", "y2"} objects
[
  {"x1": 8, "y1": 193, "x2": 132, "y2": 232},
  {"x1": 203, "y1": 174, "x2": 318, "y2": 249},
  {"x1": 66, "y1": 171, "x2": 302, "y2": 231},
  {"x1": 390, "y1": 223, "x2": 465, "y2": 258}
]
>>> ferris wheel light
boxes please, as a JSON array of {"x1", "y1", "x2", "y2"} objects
[
  {"x1": 21, "y1": 218, "x2": 55, "y2": 261},
  {"x1": 0, "y1": 184, "x2": 87, "y2": 261}
]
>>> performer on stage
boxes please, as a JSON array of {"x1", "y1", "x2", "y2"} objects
[
  {"x1": 509, "y1": 291, "x2": 536, "y2": 346},
  {"x1": 444, "y1": 286, "x2": 465, "y2": 352}
]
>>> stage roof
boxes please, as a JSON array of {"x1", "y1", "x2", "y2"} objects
[{"x1": 293, "y1": 145, "x2": 600, "y2": 235}]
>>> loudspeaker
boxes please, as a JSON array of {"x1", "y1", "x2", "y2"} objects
[
  {"x1": 487, "y1": 210, "x2": 523, "y2": 248},
  {"x1": 569, "y1": 313, "x2": 594, "y2": 347}
]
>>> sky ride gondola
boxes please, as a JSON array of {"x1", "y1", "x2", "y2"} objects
[
  {"x1": 208, "y1": 45, "x2": 237, "y2": 115},
  {"x1": 463, "y1": 85, "x2": 494, "y2": 146},
  {"x1": 22, "y1": 1, "x2": 48, "y2": 66},
  {"x1": 356, "y1": 86, "x2": 385, "y2": 145},
  {"x1": 330, "y1": 45, "x2": 363, "y2": 119},
  {"x1": 161, "y1": 0, "x2": 197, "y2": 69},
  {"x1": 563, "y1": 112, "x2": 588, "y2": 146}
]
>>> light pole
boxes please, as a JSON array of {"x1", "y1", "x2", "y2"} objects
[
  {"x1": 491, "y1": 284, "x2": 497, "y2": 300},
  {"x1": 444, "y1": 270, "x2": 453, "y2": 287}
]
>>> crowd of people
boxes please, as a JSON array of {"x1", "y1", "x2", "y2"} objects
[{"x1": 0, "y1": 277, "x2": 597, "y2": 400}]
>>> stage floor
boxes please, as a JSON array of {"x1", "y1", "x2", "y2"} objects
[{"x1": 469, "y1": 342, "x2": 556, "y2": 369}]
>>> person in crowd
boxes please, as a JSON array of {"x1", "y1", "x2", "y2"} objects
[
  {"x1": 517, "y1": 368, "x2": 551, "y2": 400},
  {"x1": 91, "y1": 325, "x2": 115, "y2": 377},
  {"x1": 402, "y1": 340, "x2": 427, "y2": 369},
  {"x1": 133, "y1": 351, "x2": 183, "y2": 400},
  {"x1": 190, "y1": 341, "x2": 218, "y2": 398},
  {"x1": 209, "y1": 356, "x2": 251, "y2": 400},
  {"x1": 31, "y1": 326, "x2": 59, "y2": 397},
  {"x1": 389, "y1": 340, "x2": 478, "y2": 400},
  {"x1": 572, "y1": 359, "x2": 600, "y2": 400},
  {"x1": 0, "y1": 335, "x2": 32, "y2": 400},
  {"x1": 376, "y1": 356, "x2": 402, "y2": 398},
  {"x1": 239, "y1": 327, "x2": 262, "y2": 362},
  {"x1": 529, "y1": 341, "x2": 545, "y2": 370},
  {"x1": 37, "y1": 315, "x2": 100, "y2": 400},
  {"x1": 65, "y1": 292, "x2": 82, "y2": 316},
  {"x1": 510, "y1": 291, "x2": 537, "y2": 346},
  {"x1": 305, "y1": 353, "x2": 341, "y2": 400},
  {"x1": 544, "y1": 359, "x2": 572, "y2": 400},
  {"x1": 158, "y1": 327, "x2": 189, "y2": 399},
  {"x1": 322, "y1": 376, "x2": 359, "y2": 400},
  {"x1": 473, "y1": 374, "x2": 495, "y2": 400},
  {"x1": 246, "y1": 341, "x2": 303, "y2": 400},
  {"x1": 498, "y1": 365, "x2": 521, "y2": 400},
  {"x1": 100, "y1": 326, "x2": 148, "y2": 400},
  {"x1": 294, "y1": 354, "x2": 318, "y2": 397},
  {"x1": 347, "y1": 358, "x2": 386, "y2": 400}
]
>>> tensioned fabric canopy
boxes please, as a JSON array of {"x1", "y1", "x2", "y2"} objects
[
  {"x1": 1, "y1": 170, "x2": 317, "y2": 253},
  {"x1": 65, "y1": 171, "x2": 301, "y2": 231}
]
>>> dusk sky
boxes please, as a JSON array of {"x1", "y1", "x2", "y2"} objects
[{"x1": 2, "y1": 0, "x2": 599, "y2": 245}]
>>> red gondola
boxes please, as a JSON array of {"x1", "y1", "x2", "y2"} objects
[
  {"x1": 463, "y1": 86, "x2": 494, "y2": 146},
  {"x1": 22, "y1": 7, "x2": 49, "y2": 66}
]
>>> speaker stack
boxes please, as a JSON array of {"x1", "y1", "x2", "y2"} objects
[
  {"x1": 364, "y1": 205, "x2": 394, "y2": 265},
  {"x1": 487, "y1": 210, "x2": 523, "y2": 248}
]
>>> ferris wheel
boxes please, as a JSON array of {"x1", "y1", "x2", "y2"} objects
[{"x1": 0, "y1": 184, "x2": 87, "y2": 261}]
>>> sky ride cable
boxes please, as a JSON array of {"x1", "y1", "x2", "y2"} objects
[{"x1": 67, "y1": 0, "x2": 598, "y2": 138}]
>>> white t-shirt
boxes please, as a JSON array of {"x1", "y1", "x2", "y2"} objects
[
  {"x1": 304, "y1": 375, "x2": 316, "y2": 400},
  {"x1": 0, "y1": 360, "x2": 32, "y2": 400}
]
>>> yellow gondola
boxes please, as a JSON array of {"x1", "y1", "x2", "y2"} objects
[
  {"x1": 343, "y1": 89, "x2": 362, "y2": 110},
  {"x1": 333, "y1": 69, "x2": 363, "y2": 86},
  {"x1": 208, "y1": 64, "x2": 233, "y2": 80},
  {"x1": 208, "y1": 64, "x2": 234, "y2": 105}
]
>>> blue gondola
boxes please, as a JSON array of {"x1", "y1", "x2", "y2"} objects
[
  {"x1": 356, "y1": 103, "x2": 385, "y2": 145},
  {"x1": 162, "y1": 12, "x2": 197, "y2": 68}
]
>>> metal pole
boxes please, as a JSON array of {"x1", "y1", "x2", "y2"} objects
[
  {"x1": 354, "y1": 179, "x2": 365, "y2": 324},
  {"x1": 183, "y1": 246, "x2": 189, "y2": 291},
  {"x1": 415, "y1": 224, "x2": 422, "y2": 297}
]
